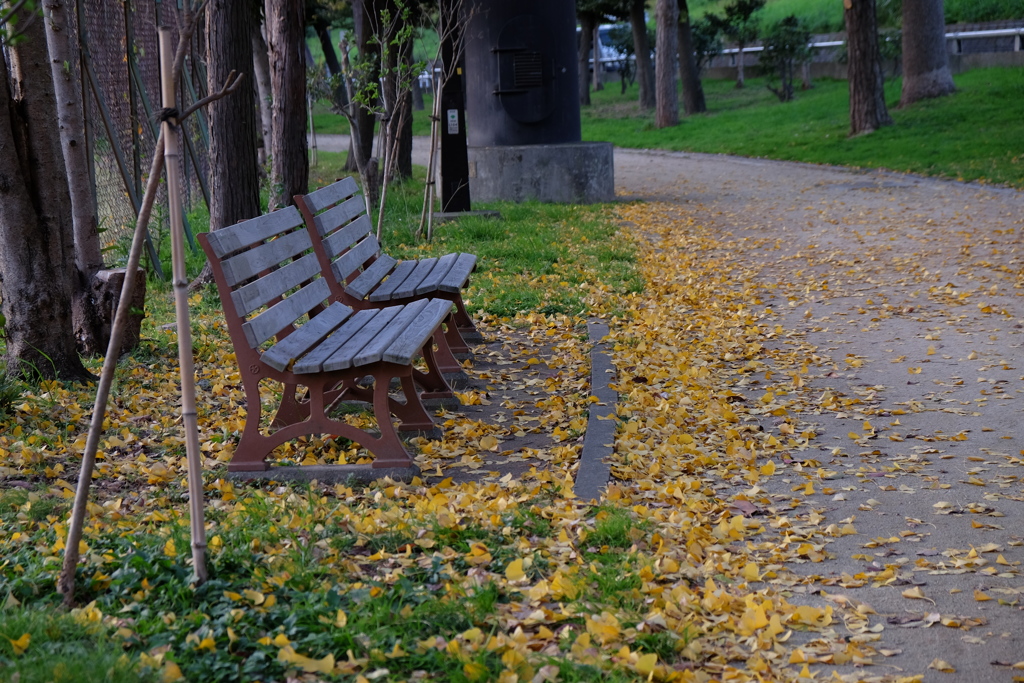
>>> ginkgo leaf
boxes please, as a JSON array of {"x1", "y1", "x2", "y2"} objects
[
  {"x1": 902, "y1": 586, "x2": 930, "y2": 601},
  {"x1": 160, "y1": 661, "x2": 184, "y2": 683},
  {"x1": 277, "y1": 646, "x2": 335, "y2": 674},
  {"x1": 505, "y1": 558, "x2": 526, "y2": 582},
  {"x1": 928, "y1": 658, "x2": 956, "y2": 673},
  {"x1": 6, "y1": 633, "x2": 29, "y2": 656}
]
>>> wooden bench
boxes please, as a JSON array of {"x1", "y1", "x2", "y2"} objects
[
  {"x1": 199, "y1": 206, "x2": 455, "y2": 472},
  {"x1": 294, "y1": 178, "x2": 483, "y2": 375}
]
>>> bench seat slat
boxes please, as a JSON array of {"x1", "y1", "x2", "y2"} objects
[
  {"x1": 332, "y1": 232, "x2": 381, "y2": 283},
  {"x1": 410, "y1": 252, "x2": 457, "y2": 296},
  {"x1": 230, "y1": 253, "x2": 320, "y2": 317},
  {"x1": 221, "y1": 229, "x2": 312, "y2": 288},
  {"x1": 368, "y1": 260, "x2": 418, "y2": 302},
  {"x1": 436, "y1": 253, "x2": 476, "y2": 294},
  {"x1": 205, "y1": 206, "x2": 304, "y2": 258},
  {"x1": 242, "y1": 278, "x2": 330, "y2": 348},
  {"x1": 353, "y1": 300, "x2": 429, "y2": 367},
  {"x1": 261, "y1": 302, "x2": 354, "y2": 372},
  {"x1": 390, "y1": 257, "x2": 438, "y2": 299},
  {"x1": 291, "y1": 308, "x2": 376, "y2": 373},
  {"x1": 345, "y1": 255, "x2": 396, "y2": 300},
  {"x1": 384, "y1": 299, "x2": 453, "y2": 365},
  {"x1": 302, "y1": 176, "x2": 359, "y2": 214},
  {"x1": 322, "y1": 306, "x2": 402, "y2": 372}
]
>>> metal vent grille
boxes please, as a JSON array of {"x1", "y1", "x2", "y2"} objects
[{"x1": 513, "y1": 52, "x2": 543, "y2": 88}]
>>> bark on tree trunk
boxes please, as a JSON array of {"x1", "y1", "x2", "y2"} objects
[
  {"x1": 0, "y1": 17, "x2": 93, "y2": 381},
  {"x1": 208, "y1": 0, "x2": 261, "y2": 228},
  {"x1": 264, "y1": 0, "x2": 308, "y2": 209},
  {"x1": 189, "y1": 0, "x2": 263, "y2": 291},
  {"x1": 655, "y1": 0, "x2": 679, "y2": 128},
  {"x1": 42, "y1": 0, "x2": 119, "y2": 357},
  {"x1": 396, "y1": 39, "x2": 414, "y2": 180},
  {"x1": 314, "y1": 17, "x2": 349, "y2": 112},
  {"x1": 411, "y1": 75, "x2": 424, "y2": 111},
  {"x1": 592, "y1": 23, "x2": 603, "y2": 92},
  {"x1": 578, "y1": 13, "x2": 595, "y2": 106},
  {"x1": 677, "y1": 0, "x2": 706, "y2": 115},
  {"x1": 900, "y1": 0, "x2": 955, "y2": 106},
  {"x1": 251, "y1": 23, "x2": 273, "y2": 171},
  {"x1": 315, "y1": 19, "x2": 341, "y2": 76},
  {"x1": 736, "y1": 41, "x2": 746, "y2": 88},
  {"x1": 42, "y1": 0, "x2": 102, "y2": 275},
  {"x1": 630, "y1": 0, "x2": 655, "y2": 110},
  {"x1": 345, "y1": 0, "x2": 377, "y2": 175},
  {"x1": 845, "y1": 0, "x2": 892, "y2": 135}
]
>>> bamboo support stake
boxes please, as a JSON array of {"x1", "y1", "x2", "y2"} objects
[
  {"x1": 159, "y1": 27, "x2": 207, "y2": 584},
  {"x1": 57, "y1": 137, "x2": 165, "y2": 604}
]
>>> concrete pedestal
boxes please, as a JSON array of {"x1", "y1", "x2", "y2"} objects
[{"x1": 468, "y1": 141, "x2": 614, "y2": 204}]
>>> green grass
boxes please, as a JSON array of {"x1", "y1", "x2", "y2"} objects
[
  {"x1": 311, "y1": 95, "x2": 434, "y2": 138},
  {"x1": 689, "y1": 0, "x2": 1023, "y2": 32},
  {"x1": 581, "y1": 68, "x2": 1024, "y2": 188},
  {"x1": 309, "y1": 152, "x2": 643, "y2": 319},
  {"x1": 0, "y1": 608, "x2": 159, "y2": 683}
]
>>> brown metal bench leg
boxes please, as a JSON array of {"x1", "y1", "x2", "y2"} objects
[
  {"x1": 230, "y1": 376, "x2": 272, "y2": 472},
  {"x1": 433, "y1": 322, "x2": 465, "y2": 372},
  {"x1": 369, "y1": 369, "x2": 416, "y2": 468},
  {"x1": 272, "y1": 382, "x2": 310, "y2": 428},
  {"x1": 442, "y1": 315, "x2": 472, "y2": 357},
  {"x1": 451, "y1": 298, "x2": 483, "y2": 343}
]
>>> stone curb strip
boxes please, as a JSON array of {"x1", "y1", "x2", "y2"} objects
[{"x1": 574, "y1": 320, "x2": 617, "y2": 501}]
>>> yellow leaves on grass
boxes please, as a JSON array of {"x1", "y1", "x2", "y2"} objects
[
  {"x1": 277, "y1": 646, "x2": 335, "y2": 673},
  {"x1": 6, "y1": 633, "x2": 30, "y2": 656}
]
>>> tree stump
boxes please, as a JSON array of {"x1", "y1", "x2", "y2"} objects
[{"x1": 75, "y1": 269, "x2": 147, "y2": 357}]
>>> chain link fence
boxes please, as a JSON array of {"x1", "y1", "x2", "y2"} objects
[{"x1": 73, "y1": 0, "x2": 210, "y2": 276}]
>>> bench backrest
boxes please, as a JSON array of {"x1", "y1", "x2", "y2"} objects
[
  {"x1": 199, "y1": 206, "x2": 330, "y2": 352},
  {"x1": 296, "y1": 177, "x2": 386, "y2": 289}
]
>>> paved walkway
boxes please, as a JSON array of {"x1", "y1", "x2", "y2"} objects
[{"x1": 613, "y1": 149, "x2": 1024, "y2": 682}]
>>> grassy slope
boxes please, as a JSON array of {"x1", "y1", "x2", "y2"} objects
[
  {"x1": 689, "y1": 0, "x2": 1024, "y2": 32},
  {"x1": 581, "y1": 68, "x2": 1024, "y2": 188}
]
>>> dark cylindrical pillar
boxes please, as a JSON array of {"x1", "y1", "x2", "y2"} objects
[{"x1": 464, "y1": 0, "x2": 581, "y2": 147}]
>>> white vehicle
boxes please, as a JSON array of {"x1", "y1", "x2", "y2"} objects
[{"x1": 577, "y1": 23, "x2": 629, "y2": 72}]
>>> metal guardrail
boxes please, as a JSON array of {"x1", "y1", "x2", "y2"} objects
[{"x1": 719, "y1": 27, "x2": 1024, "y2": 56}]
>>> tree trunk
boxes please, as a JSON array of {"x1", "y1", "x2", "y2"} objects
[
  {"x1": 630, "y1": 0, "x2": 655, "y2": 110},
  {"x1": 314, "y1": 17, "x2": 350, "y2": 112},
  {"x1": 736, "y1": 41, "x2": 746, "y2": 88},
  {"x1": 411, "y1": 75, "x2": 424, "y2": 111},
  {"x1": 251, "y1": 23, "x2": 273, "y2": 170},
  {"x1": 264, "y1": 0, "x2": 308, "y2": 209},
  {"x1": 655, "y1": 0, "x2": 679, "y2": 128},
  {"x1": 42, "y1": 0, "x2": 102, "y2": 275},
  {"x1": 42, "y1": 0, "x2": 120, "y2": 356},
  {"x1": 315, "y1": 19, "x2": 341, "y2": 76},
  {"x1": 900, "y1": 0, "x2": 955, "y2": 106},
  {"x1": 592, "y1": 23, "x2": 603, "y2": 92},
  {"x1": 677, "y1": 0, "x2": 705, "y2": 115},
  {"x1": 345, "y1": 0, "x2": 377, "y2": 175},
  {"x1": 396, "y1": 38, "x2": 414, "y2": 180},
  {"x1": 188, "y1": 0, "x2": 261, "y2": 311},
  {"x1": 207, "y1": 0, "x2": 261, "y2": 229},
  {"x1": 0, "y1": 16, "x2": 92, "y2": 381},
  {"x1": 578, "y1": 13, "x2": 595, "y2": 106},
  {"x1": 845, "y1": 0, "x2": 892, "y2": 135}
]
